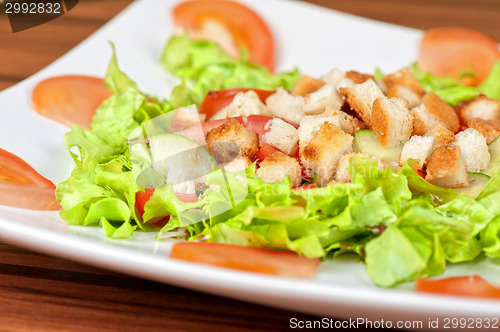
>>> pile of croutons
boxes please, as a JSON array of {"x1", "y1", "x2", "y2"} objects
[{"x1": 205, "y1": 67, "x2": 499, "y2": 189}]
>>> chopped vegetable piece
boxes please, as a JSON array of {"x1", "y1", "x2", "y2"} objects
[
  {"x1": 32, "y1": 75, "x2": 111, "y2": 129},
  {"x1": 416, "y1": 275, "x2": 500, "y2": 299},
  {"x1": 173, "y1": 0, "x2": 275, "y2": 72},
  {"x1": 170, "y1": 242, "x2": 320, "y2": 278},
  {"x1": 418, "y1": 28, "x2": 500, "y2": 86},
  {"x1": 200, "y1": 88, "x2": 274, "y2": 120},
  {"x1": 0, "y1": 148, "x2": 59, "y2": 210}
]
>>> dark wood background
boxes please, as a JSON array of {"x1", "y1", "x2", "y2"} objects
[{"x1": 1, "y1": 0, "x2": 499, "y2": 330}]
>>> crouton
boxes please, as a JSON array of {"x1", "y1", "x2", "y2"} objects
[
  {"x1": 169, "y1": 105, "x2": 203, "y2": 132},
  {"x1": 345, "y1": 71, "x2": 376, "y2": 84},
  {"x1": 371, "y1": 97, "x2": 413, "y2": 147},
  {"x1": 457, "y1": 94, "x2": 500, "y2": 124},
  {"x1": 206, "y1": 118, "x2": 259, "y2": 163},
  {"x1": 298, "y1": 115, "x2": 341, "y2": 152},
  {"x1": 339, "y1": 79, "x2": 385, "y2": 127},
  {"x1": 265, "y1": 87, "x2": 304, "y2": 124},
  {"x1": 292, "y1": 75, "x2": 325, "y2": 96},
  {"x1": 262, "y1": 118, "x2": 299, "y2": 156},
  {"x1": 385, "y1": 85, "x2": 422, "y2": 109},
  {"x1": 302, "y1": 83, "x2": 344, "y2": 115},
  {"x1": 256, "y1": 152, "x2": 302, "y2": 187},
  {"x1": 320, "y1": 68, "x2": 346, "y2": 86},
  {"x1": 399, "y1": 135, "x2": 434, "y2": 168},
  {"x1": 301, "y1": 122, "x2": 353, "y2": 184},
  {"x1": 324, "y1": 107, "x2": 365, "y2": 135},
  {"x1": 451, "y1": 128, "x2": 490, "y2": 172},
  {"x1": 218, "y1": 156, "x2": 252, "y2": 173},
  {"x1": 335, "y1": 153, "x2": 384, "y2": 183},
  {"x1": 424, "y1": 124, "x2": 455, "y2": 149},
  {"x1": 225, "y1": 90, "x2": 267, "y2": 118},
  {"x1": 467, "y1": 118, "x2": 500, "y2": 144},
  {"x1": 381, "y1": 68, "x2": 425, "y2": 96},
  {"x1": 425, "y1": 147, "x2": 469, "y2": 188},
  {"x1": 411, "y1": 93, "x2": 460, "y2": 135}
]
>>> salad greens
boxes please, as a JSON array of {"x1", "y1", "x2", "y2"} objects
[
  {"x1": 56, "y1": 35, "x2": 500, "y2": 287},
  {"x1": 410, "y1": 62, "x2": 500, "y2": 105}
]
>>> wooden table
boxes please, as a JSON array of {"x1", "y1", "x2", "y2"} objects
[{"x1": 1, "y1": 0, "x2": 499, "y2": 330}]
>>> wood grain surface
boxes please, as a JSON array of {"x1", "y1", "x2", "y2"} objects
[{"x1": 1, "y1": 0, "x2": 500, "y2": 330}]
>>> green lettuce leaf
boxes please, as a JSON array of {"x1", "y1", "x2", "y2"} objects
[
  {"x1": 411, "y1": 60, "x2": 500, "y2": 105},
  {"x1": 160, "y1": 35, "x2": 300, "y2": 101}
]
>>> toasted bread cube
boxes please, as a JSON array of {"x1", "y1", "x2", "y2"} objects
[
  {"x1": 371, "y1": 97, "x2": 413, "y2": 147},
  {"x1": 225, "y1": 90, "x2": 267, "y2": 118},
  {"x1": 320, "y1": 68, "x2": 346, "y2": 86},
  {"x1": 301, "y1": 122, "x2": 353, "y2": 184},
  {"x1": 424, "y1": 124, "x2": 455, "y2": 150},
  {"x1": 169, "y1": 105, "x2": 203, "y2": 132},
  {"x1": 381, "y1": 68, "x2": 426, "y2": 96},
  {"x1": 457, "y1": 94, "x2": 500, "y2": 124},
  {"x1": 412, "y1": 93, "x2": 460, "y2": 135},
  {"x1": 292, "y1": 75, "x2": 325, "y2": 96},
  {"x1": 206, "y1": 119, "x2": 259, "y2": 163},
  {"x1": 412, "y1": 104, "x2": 445, "y2": 136},
  {"x1": 467, "y1": 118, "x2": 500, "y2": 144},
  {"x1": 324, "y1": 107, "x2": 365, "y2": 135},
  {"x1": 386, "y1": 85, "x2": 422, "y2": 109},
  {"x1": 256, "y1": 152, "x2": 302, "y2": 187},
  {"x1": 262, "y1": 118, "x2": 299, "y2": 156},
  {"x1": 425, "y1": 147, "x2": 469, "y2": 188},
  {"x1": 399, "y1": 135, "x2": 434, "y2": 168},
  {"x1": 298, "y1": 115, "x2": 341, "y2": 152},
  {"x1": 266, "y1": 87, "x2": 304, "y2": 124},
  {"x1": 451, "y1": 128, "x2": 490, "y2": 172},
  {"x1": 335, "y1": 153, "x2": 384, "y2": 183},
  {"x1": 339, "y1": 79, "x2": 385, "y2": 127},
  {"x1": 218, "y1": 156, "x2": 252, "y2": 173},
  {"x1": 303, "y1": 83, "x2": 344, "y2": 115},
  {"x1": 345, "y1": 71, "x2": 376, "y2": 84}
]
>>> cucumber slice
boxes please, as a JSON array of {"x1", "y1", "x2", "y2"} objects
[
  {"x1": 353, "y1": 130, "x2": 403, "y2": 164},
  {"x1": 456, "y1": 172, "x2": 491, "y2": 198},
  {"x1": 149, "y1": 133, "x2": 215, "y2": 188},
  {"x1": 484, "y1": 136, "x2": 500, "y2": 177}
]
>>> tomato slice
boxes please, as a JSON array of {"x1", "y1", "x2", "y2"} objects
[
  {"x1": 291, "y1": 183, "x2": 317, "y2": 191},
  {"x1": 256, "y1": 142, "x2": 280, "y2": 162},
  {"x1": 173, "y1": 0, "x2": 275, "y2": 72},
  {"x1": 416, "y1": 275, "x2": 500, "y2": 300},
  {"x1": 418, "y1": 28, "x2": 500, "y2": 86},
  {"x1": 170, "y1": 242, "x2": 320, "y2": 278},
  {"x1": 32, "y1": 75, "x2": 111, "y2": 129},
  {"x1": 200, "y1": 88, "x2": 275, "y2": 120},
  {"x1": 0, "y1": 148, "x2": 59, "y2": 210}
]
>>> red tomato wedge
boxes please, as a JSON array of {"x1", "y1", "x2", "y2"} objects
[
  {"x1": 170, "y1": 242, "x2": 320, "y2": 278},
  {"x1": 418, "y1": 27, "x2": 500, "y2": 86},
  {"x1": 199, "y1": 88, "x2": 274, "y2": 120},
  {"x1": 173, "y1": 0, "x2": 275, "y2": 72},
  {"x1": 416, "y1": 275, "x2": 500, "y2": 300},
  {"x1": 32, "y1": 75, "x2": 111, "y2": 129},
  {"x1": 0, "y1": 148, "x2": 59, "y2": 210}
]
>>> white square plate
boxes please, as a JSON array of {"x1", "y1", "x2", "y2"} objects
[{"x1": 1, "y1": 0, "x2": 500, "y2": 326}]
